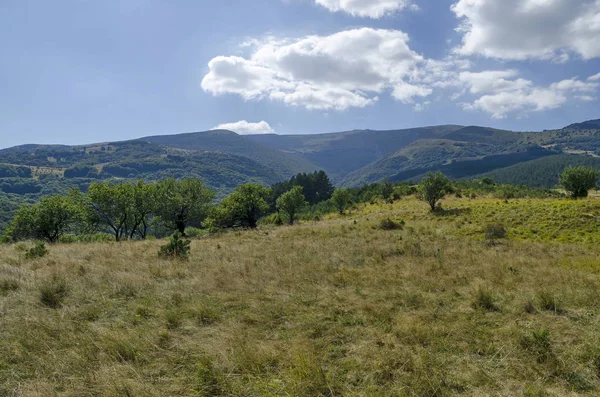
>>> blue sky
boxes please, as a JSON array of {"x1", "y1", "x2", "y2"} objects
[{"x1": 1, "y1": 0, "x2": 599, "y2": 148}]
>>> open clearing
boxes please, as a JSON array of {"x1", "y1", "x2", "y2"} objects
[{"x1": 1, "y1": 197, "x2": 600, "y2": 396}]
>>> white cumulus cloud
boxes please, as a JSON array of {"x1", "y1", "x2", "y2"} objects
[
  {"x1": 212, "y1": 120, "x2": 274, "y2": 134},
  {"x1": 588, "y1": 72, "x2": 600, "y2": 81},
  {"x1": 458, "y1": 71, "x2": 599, "y2": 118},
  {"x1": 202, "y1": 28, "x2": 433, "y2": 111},
  {"x1": 452, "y1": 0, "x2": 600, "y2": 60},
  {"x1": 314, "y1": 0, "x2": 414, "y2": 18},
  {"x1": 458, "y1": 70, "x2": 532, "y2": 94}
]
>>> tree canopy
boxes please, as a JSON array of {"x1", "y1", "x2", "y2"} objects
[
  {"x1": 419, "y1": 172, "x2": 453, "y2": 212},
  {"x1": 155, "y1": 178, "x2": 215, "y2": 235},
  {"x1": 331, "y1": 188, "x2": 352, "y2": 214},
  {"x1": 205, "y1": 184, "x2": 271, "y2": 229},
  {"x1": 276, "y1": 186, "x2": 307, "y2": 225},
  {"x1": 4, "y1": 194, "x2": 81, "y2": 243},
  {"x1": 559, "y1": 166, "x2": 600, "y2": 198},
  {"x1": 270, "y1": 170, "x2": 333, "y2": 208}
]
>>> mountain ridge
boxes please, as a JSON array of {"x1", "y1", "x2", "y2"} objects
[{"x1": 0, "y1": 118, "x2": 598, "y2": 193}]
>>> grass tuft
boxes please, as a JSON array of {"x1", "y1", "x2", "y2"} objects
[
  {"x1": 378, "y1": 218, "x2": 405, "y2": 231},
  {"x1": 0, "y1": 278, "x2": 20, "y2": 296},
  {"x1": 520, "y1": 328, "x2": 552, "y2": 363},
  {"x1": 538, "y1": 291, "x2": 563, "y2": 313},
  {"x1": 39, "y1": 275, "x2": 69, "y2": 308},
  {"x1": 473, "y1": 288, "x2": 500, "y2": 311},
  {"x1": 524, "y1": 300, "x2": 538, "y2": 314}
]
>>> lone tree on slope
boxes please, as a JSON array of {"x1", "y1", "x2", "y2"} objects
[
  {"x1": 419, "y1": 172, "x2": 453, "y2": 212},
  {"x1": 276, "y1": 186, "x2": 306, "y2": 225},
  {"x1": 559, "y1": 166, "x2": 600, "y2": 198}
]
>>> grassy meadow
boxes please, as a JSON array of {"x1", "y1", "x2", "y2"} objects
[{"x1": 1, "y1": 196, "x2": 600, "y2": 396}]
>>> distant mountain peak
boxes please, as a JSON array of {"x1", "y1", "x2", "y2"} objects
[{"x1": 563, "y1": 119, "x2": 600, "y2": 130}]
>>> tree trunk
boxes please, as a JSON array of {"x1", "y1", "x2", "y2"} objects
[{"x1": 176, "y1": 221, "x2": 186, "y2": 236}]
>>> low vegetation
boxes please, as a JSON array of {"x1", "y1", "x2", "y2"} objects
[
  {"x1": 2, "y1": 165, "x2": 600, "y2": 395},
  {"x1": 25, "y1": 241, "x2": 48, "y2": 259},
  {"x1": 1, "y1": 191, "x2": 600, "y2": 395},
  {"x1": 158, "y1": 232, "x2": 191, "y2": 260}
]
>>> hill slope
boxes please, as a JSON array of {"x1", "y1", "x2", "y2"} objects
[
  {"x1": 143, "y1": 130, "x2": 319, "y2": 179},
  {"x1": 477, "y1": 153, "x2": 600, "y2": 187},
  {"x1": 0, "y1": 118, "x2": 599, "y2": 205},
  {"x1": 2, "y1": 197, "x2": 600, "y2": 395},
  {"x1": 247, "y1": 125, "x2": 463, "y2": 178}
]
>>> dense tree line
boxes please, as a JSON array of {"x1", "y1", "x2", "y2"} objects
[
  {"x1": 3, "y1": 165, "x2": 599, "y2": 243},
  {"x1": 4, "y1": 178, "x2": 216, "y2": 243},
  {"x1": 269, "y1": 170, "x2": 334, "y2": 208},
  {"x1": 1, "y1": 170, "x2": 394, "y2": 243}
]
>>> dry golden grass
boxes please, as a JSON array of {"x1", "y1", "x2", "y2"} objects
[{"x1": 1, "y1": 197, "x2": 600, "y2": 396}]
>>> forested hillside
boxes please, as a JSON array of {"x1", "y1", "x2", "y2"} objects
[
  {"x1": 143, "y1": 129, "x2": 319, "y2": 179},
  {"x1": 478, "y1": 154, "x2": 600, "y2": 187},
  {"x1": 0, "y1": 119, "x2": 599, "y2": 232}
]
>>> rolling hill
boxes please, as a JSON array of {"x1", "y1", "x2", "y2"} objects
[
  {"x1": 247, "y1": 125, "x2": 463, "y2": 178},
  {"x1": 0, "y1": 118, "x2": 599, "y2": 232},
  {"x1": 142, "y1": 129, "x2": 319, "y2": 179}
]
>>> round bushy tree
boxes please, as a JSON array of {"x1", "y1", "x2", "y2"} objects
[
  {"x1": 206, "y1": 184, "x2": 271, "y2": 229},
  {"x1": 5, "y1": 195, "x2": 81, "y2": 243},
  {"x1": 156, "y1": 178, "x2": 215, "y2": 236},
  {"x1": 276, "y1": 186, "x2": 306, "y2": 225},
  {"x1": 419, "y1": 172, "x2": 453, "y2": 212},
  {"x1": 559, "y1": 166, "x2": 600, "y2": 198},
  {"x1": 331, "y1": 188, "x2": 352, "y2": 214}
]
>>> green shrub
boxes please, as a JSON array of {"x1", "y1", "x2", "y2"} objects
[
  {"x1": 565, "y1": 371, "x2": 594, "y2": 392},
  {"x1": 185, "y1": 227, "x2": 207, "y2": 238},
  {"x1": 159, "y1": 232, "x2": 191, "y2": 260},
  {"x1": 58, "y1": 234, "x2": 78, "y2": 244},
  {"x1": 76, "y1": 233, "x2": 114, "y2": 243},
  {"x1": 25, "y1": 242, "x2": 48, "y2": 259},
  {"x1": 378, "y1": 218, "x2": 404, "y2": 231},
  {"x1": 39, "y1": 275, "x2": 69, "y2": 308}
]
